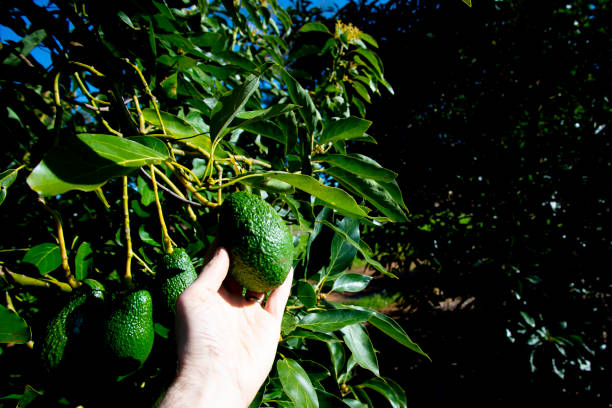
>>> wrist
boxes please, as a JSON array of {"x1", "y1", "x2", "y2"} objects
[{"x1": 160, "y1": 369, "x2": 246, "y2": 408}]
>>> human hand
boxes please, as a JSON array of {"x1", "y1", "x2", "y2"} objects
[{"x1": 158, "y1": 246, "x2": 293, "y2": 408}]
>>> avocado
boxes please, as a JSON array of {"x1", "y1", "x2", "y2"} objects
[
  {"x1": 39, "y1": 282, "x2": 105, "y2": 373},
  {"x1": 218, "y1": 191, "x2": 293, "y2": 292},
  {"x1": 102, "y1": 289, "x2": 154, "y2": 374},
  {"x1": 156, "y1": 248, "x2": 197, "y2": 324}
]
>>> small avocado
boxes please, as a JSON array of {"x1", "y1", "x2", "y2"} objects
[
  {"x1": 218, "y1": 191, "x2": 293, "y2": 292},
  {"x1": 39, "y1": 281, "x2": 105, "y2": 373},
  {"x1": 156, "y1": 248, "x2": 197, "y2": 323},
  {"x1": 102, "y1": 289, "x2": 154, "y2": 374}
]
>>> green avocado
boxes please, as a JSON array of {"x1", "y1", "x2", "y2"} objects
[
  {"x1": 156, "y1": 248, "x2": 198, "y2": 323},
  {"x1": 218, "y1": 191, "x2": 293, "y2": 292},
  {"x1": 103, "y1": 289, "x2": 154, "y2": 374},
  {"x1": 39, "y1": 281, "x2": 105, "y2": 373}
]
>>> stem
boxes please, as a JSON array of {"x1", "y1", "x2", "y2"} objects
[
  {"x1": 174, "y1": 171, "x2": 220, "y2": 208},
  {"x1": 40, "y1": 199, "x2": 78, "y2": 288},
  {"x1": 0, "y1": 267, "x2": 72, "y2": 292},
  {"x1": 69, "y1": 61, "x2": 105, "y2": 77},
  {"x1": 140, "y1": 167, "x2": 202, "y2": 207},
  {"x1": 73, "y1": 72, "x2": 110, "y2": 105},
  {"x1": 122, "y1": 176, "x2": 133, "y2": 282},
  {"x1": 133, "y1": 93, "x2": 146, "y2": 134},
  {"x1": 150, "y1": 165, "x2": 173, "y2": 254},
  {"x1": 132, "y1": 252, "x2": 154, "y2": 275},
  {"x1": 124, "y1": 58, "x2": 166, "y2": 135}
]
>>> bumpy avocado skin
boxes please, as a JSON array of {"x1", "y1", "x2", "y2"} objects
[
  {"x1": 219, "y1": 191, "x2": 293, "y2": 292},
  {"x1": 103, "y1": 289, "x2": 154, "y2": 373},
  {"x1": 156, "y1": 248, "x2": 197, "y2": 322},
  {"x1": 39, "y1": 283, "x2": 105, "y2": 373}
]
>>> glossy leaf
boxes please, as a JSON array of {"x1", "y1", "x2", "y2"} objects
[
  {"x1": 281, "y1": 195, "x2": 314, "y2": 230},
  {"x1": 299, "y1": 22, "x2": 331, "y2": 35},
  {"x1": 0, "y1": 167, "x2": 22, "y2": 206},
  {"x1": 3, "y1": 29, "x2": 46, "y2": 66},
  {"x1": 296, "y1": 280, "x2": 317, "y2": 308},
  {"x1": 324, "y1": 167, "x2": 408, "y2": 222},
  {"x1": 297, "y1": 309, "x2": 371, "y2": 333},
  {"x1": 286, "y1": 328, "x2": 340, "y2": 343},
  {"x1": 142, "y1": 108, "x2": 201, "y2": 137},
  {"x1": 340, "y1": 323, "x2": 379, "y2": 376},
  {"x1": 319, "y1": 117, "x2": 372, "y2": 146},
  {"x1": 277, "y1": 358, "x2": 319, "y2": 408},
  {"x1": 220, "y1": 171, "x2": 367, "y2": 218},
  {"x1": 74, "y1": 241, "x2": 93, "y2": 280},
  {"x1": 314, "y1": 153, "x2": 397, "y2": 182},
  {"x1": 210, "y1": 74, "x2": 260, "y2": 141},
  {"x1": 359, "y1": 377, "x2": 407, "y2": 408},
  {"x1": 328, "y1": 217, "x2": 359, "y2": 276},
  {"x1": 278, "y1": 67, "x2": 321, "y2": 136},
  {"x1": 327, "y1": 341, "x2": 346, "y2": 378},
  {"x1": 22, "y1": 243, "x2": 62, "y2": 275},
  {"x1": 0, "y1": 305, "x2": 29, "y2": 344},
  {"x1": 331, "y1": 273, "x2": 372, "y2": 293},
  {"x1": 337, "y1": 303, "x2": 430, "y2": 360},
  {"x1": 317, "y1": 220, "x2": 393, "y2": 278},
  {"x1": 232, "y1": 104, "x2": 299, "y2": 129}
]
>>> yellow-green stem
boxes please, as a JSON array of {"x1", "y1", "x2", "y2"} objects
[
  {"x1": 122, "y1": 176, "x2": 133, "y2": 282},
  {"x1": 150, "y1": 165, "x2": 173, "y2": 254},
  {"x1": 73, "y1": 72, "x2": 110, "y2": 105},
  {"x1": 124, "y1": 59, "x2": 166, "y2": 135}
]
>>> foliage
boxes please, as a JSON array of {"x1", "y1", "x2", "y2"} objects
[
  {"x1": 0, "y1": 0, "x2": 432, "y2": 406},
  {"x1": 336, "y1": 0, "x2": 611, "y2": 403}
]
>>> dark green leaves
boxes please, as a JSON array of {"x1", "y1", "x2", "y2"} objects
[
  {"x1": 277, "y1": 358, "x2": 319, "y2": 408},
  {"x1": 22, "y1": 243, "x2": 61, "y2": 275},
  {"x1": 314, "y1": 154, "x2": 397, "y2": 182},
  {"x1": 297, "y1": 309, "x2": 371, "y2": 333},
  {"x1": 318, "y1": 117, "x2": 372, "y2": 145},
  {"x1": 331, "y1": 273, "x2": 372, "y2": 293},
  {"x1": 299, "y1": 22, "x2": 331, "y2": 35},
  {"x1": 359, "y1": 377, "x2": 407, "y2": 408},
  {"x1": 74, "y1": 242, "x2": 93, "y2": 280},
  {"x1": 341, "y1": 324, "x2": 379, "y2": 376},
  {"x1": 27, "y1": 134, "x2": 169, "y2": 196},
  {"x1": 278, "y1": 67, "x2": 321, "y2": 137},
  {"x1": 0, "y1": 305, "x2": 30, "y2": 344},
  {"x1": 210, "y1": 73, "x2": 260, "y2": 141}
]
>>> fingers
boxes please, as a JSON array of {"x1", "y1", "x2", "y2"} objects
[
  {"x1": 190, "y1": 247, "x2": 230, "y2": 293},
  {"x1": 264, "y1": 268, "x2": 294, "y2": 319}
]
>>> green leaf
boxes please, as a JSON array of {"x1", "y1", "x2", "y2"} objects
[
  {"x1": 343, "y1": 399, "x2": 369, "y2": 408},
  {"x1": 319, "y1": 117, "x2": 372, "y2": 145},
  {"x1": 139, "y1": 225, "x2": 161, "y2": 247},
  {"x1": 233, "y1": 104, "x2": 299, "y2": 127},
  {"x1": 463, "y1": 0, "x2": 472, "y2": 7},
  {"x1": 296, "y1": 280, "x2": 317, "y2": 308},
  {"x1": 358, "y1": 377, "x2": 407, "y2": 408},
  {"x1": 328, "y1": 341, "x2": 346, "y2": 379},
  {"x1": 297, "y1": 309, "x2": 371, "y2": 333},
  {"x1": 117, "y1": 11, "x2": 136, "y2": 29},
  {"x1": 358, "y1": 32, "x2": 378, "y2": 48},
  {"x1": 328, "y1": 217, "x2": 359, "y2": 276},
  {"x1": 219, "y1": 171, "x2": 367, "y2": 218},
  {"x1": 286, "y1": 328, "x2": 340, "y2": 343},
  {"x1": 331, "y1": 273, "x2": 372, "y2": 293},
  {"x1": 277, "y1": 358, "x2": 319, "y2": 408},
  {"x1": 128, "y1": 136, "x2": 170, "y2": 157},
  {"x1": 210, "y1": 74, "x2": 260, "y2": 141},
  {"x1": 317, "y1": 220, "x2": 394, "y2": 278},
  {"x1": 337, "y1": 303, "x2": 430, "y2": 360},
  {"x1": 240, "y1": 121, "x2": 285, "y2": 144},
  {"x1": 314, "y1": 154, "x2": 397, "y2": 182},
  {"x1": 3, "y1": 29, "x2": 46, "y2": 66},
  {"x1": 27, "y1": 134, "x2": 168, "y2": 196},
  {"x1": 340, "y1": 323, "x2": 379, "y2": 376},
  {"x1": 299, "y1": 22, "x2": 332, "y2": 35},
  {"x1": 0, "y1": 166, "x2": 22, "y2": 206},
  {"x1": 74, "y1": 242, "x2": 93, "y2": 281},
  {"x1": 0, "y1": 305, "x2": 30, "y2": 344},
  {"x1": 281, "y1": 195, "x2": 314, "y2": 230},
  {"x1": 278, "y1": 67, "x2": 321, "y2": 137},
  {"x1": 324, "y1": 167, "x2": 408, "y2": 222},
  {"x1": 142, "y1": 109, "x2": 201, "y2": 137},
  {"x1": 160, "y1": 72, "x2": 178, "y2": 99},
  {"x1": 22, "y1": 243, "x2": 62, "y2": 275}
]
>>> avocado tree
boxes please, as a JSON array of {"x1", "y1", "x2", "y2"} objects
[{"x1": 0, "y1": 0, "x2": 429, "y2": 406}]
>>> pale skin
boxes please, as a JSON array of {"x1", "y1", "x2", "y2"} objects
[{"x1": 158, "y1": 246, "x2": 293, "y2": 408}]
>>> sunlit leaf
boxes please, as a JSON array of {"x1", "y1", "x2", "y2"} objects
[
  {"x1": 359, "y1": 377, "x2": 407, "y2": 408},
  {"x1": 278, "y1": 67, "x2": 321, "y2": 137},
  {"x1": 331, "y1": 273, "x2": 372, "y2": 293},
  {"x1": 210, "y1": 73, "x2": 260, "y2": 141},
  {"x1": 277, "y1": 358, "x2": 319, "y2": 408},
  {"x1": 319, "y1": 117, "x2": 372, "y2": 145},
  {"x1": 22, "y1": 243, "x2": 62, "y2": 275},
  {"x1": 297, "y1": 309, "x2": 371, "y2": 333},
  {"x1": 314, "y1": 153, "x2": 397, "y2": 182},
  {"x1": 299, "y1": 22, "x2": 331, "y2": 35},
  {"x1": 74, "y1": 241, "x2": 93, "y2": 281},
  {"x1": 341, "y1": 323, "x2": 379, "y2": 376},
  {"x1": 0, "y1": 166, "x2": 22, "y2": 206}
]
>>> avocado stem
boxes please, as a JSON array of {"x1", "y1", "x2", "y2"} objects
[
  {"x1": 149, "y1": 165, "x2": 174, "y2": 255},
  {"x1": 122, "y1": 176, "x2": 134, "y2": 281}
]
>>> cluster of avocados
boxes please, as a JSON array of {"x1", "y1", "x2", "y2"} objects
[{"x1": 37, "y1": 191, "x2": 293, "y2": 382}]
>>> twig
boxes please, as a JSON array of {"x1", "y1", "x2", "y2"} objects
[{"x1": 139, "y1": 168, "x2": 202, "y2": 207}]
